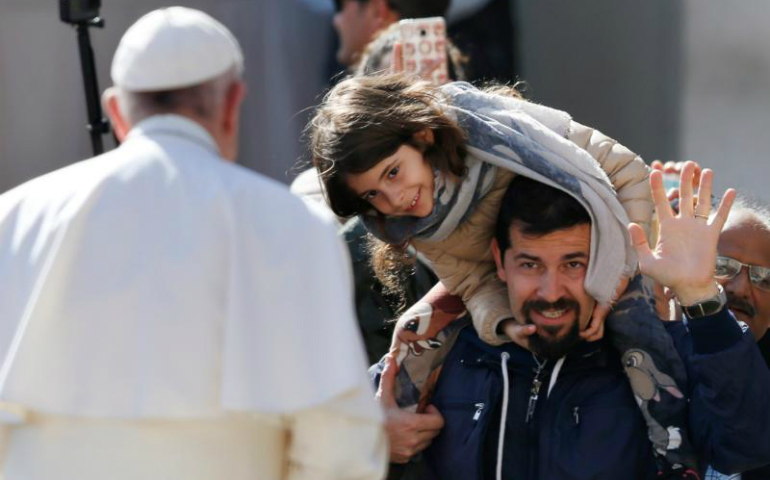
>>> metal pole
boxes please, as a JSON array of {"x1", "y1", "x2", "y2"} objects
[{"x1": 75, "y1": 20, "x2": 109, "y2": 156}]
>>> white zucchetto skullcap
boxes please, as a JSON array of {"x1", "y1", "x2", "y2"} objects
[{"x1": 111, "y1": 7, "x2": 244, "y2": 92}]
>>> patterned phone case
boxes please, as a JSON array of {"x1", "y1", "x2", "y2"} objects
[{"x1": 397, "y1": 17, "x2": 449, "y2": 85}]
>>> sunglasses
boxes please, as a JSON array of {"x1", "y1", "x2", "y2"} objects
[{"x1": 715, "y1": 255, "x2": 770, "y2": 291}]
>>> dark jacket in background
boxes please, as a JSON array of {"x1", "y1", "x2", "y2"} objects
[
  {"x1": 342, "y1": 218, "x2": 437, "y2": 365},
  {"x1": 742, "y1": 332, "x2": 770, "y2": 479}
]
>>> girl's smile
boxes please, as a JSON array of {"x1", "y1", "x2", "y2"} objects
[{"x1": 346, "y1": 143, "x2": 435, "y2": 218}]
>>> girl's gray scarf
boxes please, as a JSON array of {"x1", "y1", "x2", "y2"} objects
[{"x1": 362, "y1": 82, "x2": 636, "y2": 305}]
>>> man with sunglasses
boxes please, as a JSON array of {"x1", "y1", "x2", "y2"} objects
[
  {"x1": 711, "y1": 197, "x2": 770, "y2": 480},
  {"x1": 716, "y1": 198, "x2": 770, "y2": 346},
  {"x1": 655, "y1": 159, "x2": 770, "y2": 480}
]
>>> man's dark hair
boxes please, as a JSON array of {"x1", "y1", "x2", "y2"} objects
[
  {"x1": 334, "y1": 0, "x2": 451, "y2": 19},
  {"x1": 494, "y1": 175, "x2": 591, "y2": 255}
]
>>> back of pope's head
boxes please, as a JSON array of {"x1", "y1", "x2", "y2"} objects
[{"x1": 103, "y1": 7, "x2": 246, "y2": 160}]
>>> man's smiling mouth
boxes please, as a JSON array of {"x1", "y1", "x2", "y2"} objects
[{"x1": 538, "y1": 308, "x2": 568, "y2": 319}]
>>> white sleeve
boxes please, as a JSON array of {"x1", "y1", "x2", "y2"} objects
[
  {"x1": 221, "y1": 190, "x2": 381, "y2": 420},
  {"x1": 286, "y1": 387, "x2": 387, "y2": 480}
]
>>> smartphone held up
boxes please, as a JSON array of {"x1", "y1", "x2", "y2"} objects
[{"x1": 395, "y1": 17, "x2": 449, "y2": 85}]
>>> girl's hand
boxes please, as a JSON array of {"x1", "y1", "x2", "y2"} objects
[
  {"x1": 499, "y1": 319, "x2": 536, "y2": 350},
  {"x1": 583, "y1": 276, "x2": 630, "y2": 342}
]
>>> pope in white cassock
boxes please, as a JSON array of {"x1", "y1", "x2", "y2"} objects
[{"x1": 0, "y1": 7, "x2": 386, "y2": 480}]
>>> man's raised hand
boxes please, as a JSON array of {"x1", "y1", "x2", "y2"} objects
[{"x1": 627, "y1": 162, "x2": 735, "y2": 305}]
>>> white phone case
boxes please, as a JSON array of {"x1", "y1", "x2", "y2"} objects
[{"x1": 397, "y1": 17, "x2": 449, "y2": 85}]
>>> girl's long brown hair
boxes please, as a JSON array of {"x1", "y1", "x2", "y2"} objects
[{"x1": 308, "y1": 73, "x2": 523, "y2": 303}]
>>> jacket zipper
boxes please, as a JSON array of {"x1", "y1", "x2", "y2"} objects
[
  {"x1": 525, "y1": 356, "x2": 547, "y2": 423},
  {"x1": 473, "y1": 402, "x2": 485, "y2": 421}
]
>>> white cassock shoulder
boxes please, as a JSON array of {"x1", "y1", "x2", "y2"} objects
[
  {"x1": 221, "y1": 176, "x2": 375, "y2": 417},
  {"x1": 0, "y1": 133, "x2": 375, "y2": 420}
]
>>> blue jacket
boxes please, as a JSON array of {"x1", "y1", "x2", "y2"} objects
[{"x1": 417, "y1": 309, "x2": 770, "y2": 480}]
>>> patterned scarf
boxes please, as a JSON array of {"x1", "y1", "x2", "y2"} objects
[{"x1": 362, "y1": 82, "x2": 636, "y2": 305}]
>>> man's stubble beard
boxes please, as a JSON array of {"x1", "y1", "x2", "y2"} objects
[{"x1": 522, "y1": 298, "x2": 583, "y2": 360}]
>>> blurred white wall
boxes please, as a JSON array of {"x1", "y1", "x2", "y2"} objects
[
  {"x1": 0, "y1": 0, "x2": 336, "y2": 193},
  {"x1": 516, "y1": 0, "x2": 770, "y2": 203},
  {"x1": 2, "y1": 0, "x2": 769, "y2": 203},
  {"x1": 516, "y1": 0, "x2": 682, "y2": 166},
  {"x1": 681, "y1": 0, "x2": 770, "y2": 202}
]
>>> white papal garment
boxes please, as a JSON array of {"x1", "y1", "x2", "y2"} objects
[{"x1": 0, "y1": 115, "x2": 386, "y2": 479}]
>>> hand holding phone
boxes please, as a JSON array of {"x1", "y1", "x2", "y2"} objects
[{"x1": 393, "y1": 17, "x2": 449, "y2": 85}]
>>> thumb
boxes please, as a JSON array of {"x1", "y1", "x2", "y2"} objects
[
  {"x1": 376, "y1": 355, "x2": 398, "y2": 408},
  {"x1": 501, "y1": 320, "x2": 537, "y2": 349},
  {"x1": 583, "y1": 303, "x2": 608, "y2": 341},
  {"x1": 627, "y1": 223, "x2": 655, "y2": 274},
  {"x1": 391, "y1": 42, "x2": 404, "y2": 74}
]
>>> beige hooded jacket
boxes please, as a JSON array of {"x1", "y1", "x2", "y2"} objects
[{"x1": 411, "y1": 121, "x2": 652, "y2": 345}]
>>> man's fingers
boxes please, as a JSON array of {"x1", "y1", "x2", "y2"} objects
[
  {"x1": 651, "y1": 160, "x2": 664, "y2": 171},
  {"x1": 628, "y1": 223, "x2": 656, "y2": 274},
  {"x1": 694, "y1": 168, "x2": 713, "y2": 218},
  {"x1": 649, "y1": 171, "x2": 674, "y2": 220},
  {"x1": 710, "y1": 188, "x2": 736, "y2": 231},
  {"x1": 628, "y1": 222, "x2": 650, "y2": 250},
  {"x1": 413, "y1": 439, "x2": 434, "y2": 454},
  {"x1": 376, "y1": 355, "x2": 398, "y2": 407},
  {"x1": 420, "y1": 405, "x2": 446, "y2": 430},
  {"x1": 678, "y1": 161, "x2": 696, "y2": 217}
]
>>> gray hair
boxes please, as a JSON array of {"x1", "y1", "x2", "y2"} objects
[
  {"x1": 724, "y1": 193, "x2": 770, "y2": 232},
  {"x1": 117, "y1": 66, "x2": 241, "y2": 125}
]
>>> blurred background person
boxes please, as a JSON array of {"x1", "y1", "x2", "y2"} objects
[
  {"x1": 713, "y1": 196, "x2": 770, "y2": 480},
  {"x1": 331, "y1": 0, "x2": 451, "y2": 68},
  {"x1": 650, "y1": 161, "x2": 770, "y2": 480}
]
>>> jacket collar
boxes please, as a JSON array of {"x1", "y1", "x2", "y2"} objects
[{"x1": 457, "y1": 325, "x2": 613, "y2": 375}]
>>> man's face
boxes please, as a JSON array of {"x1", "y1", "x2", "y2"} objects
[
  {"x1": 493, "y1": 223, "x2": 596, "y2": 359},
  {"x1": 717, "y1": 214, "x2": 770, "y2": 340},
  {"x1": 333, "y1": 0, "x2": 382, "y2": 66}
]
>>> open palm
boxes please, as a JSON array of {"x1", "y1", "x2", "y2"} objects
[{"x1": 627, "y1": 162, "x2": 735, "y2": 305}]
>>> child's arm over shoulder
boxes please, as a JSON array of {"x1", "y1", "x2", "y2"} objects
[
  {"x1": 411, "y1": 169, "x2": 516, "y2": 346},
  {"x1": 568, "y1": 121, "x2": 653, "y2": 240}
]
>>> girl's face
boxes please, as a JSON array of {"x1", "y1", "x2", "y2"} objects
[{"x1": 346, "y1": 142, "x2": 435, "y2": 218}]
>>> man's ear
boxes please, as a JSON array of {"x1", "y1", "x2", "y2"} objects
[
  {"x1": 102, "y1": 87, "x2": 131, "y2": 142},
  {"x1": 413, "y1": 128, "x2": 435, "y2": 145},
  {"x1": 491, "y1": 238, "x2": 507, "y2": 283},
  {"x1": 222, "y1": 80, "x2": 247, "y2": 137},
  {"x1": 370, "y1": 0, "x2": 399, "y2": 26}
]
